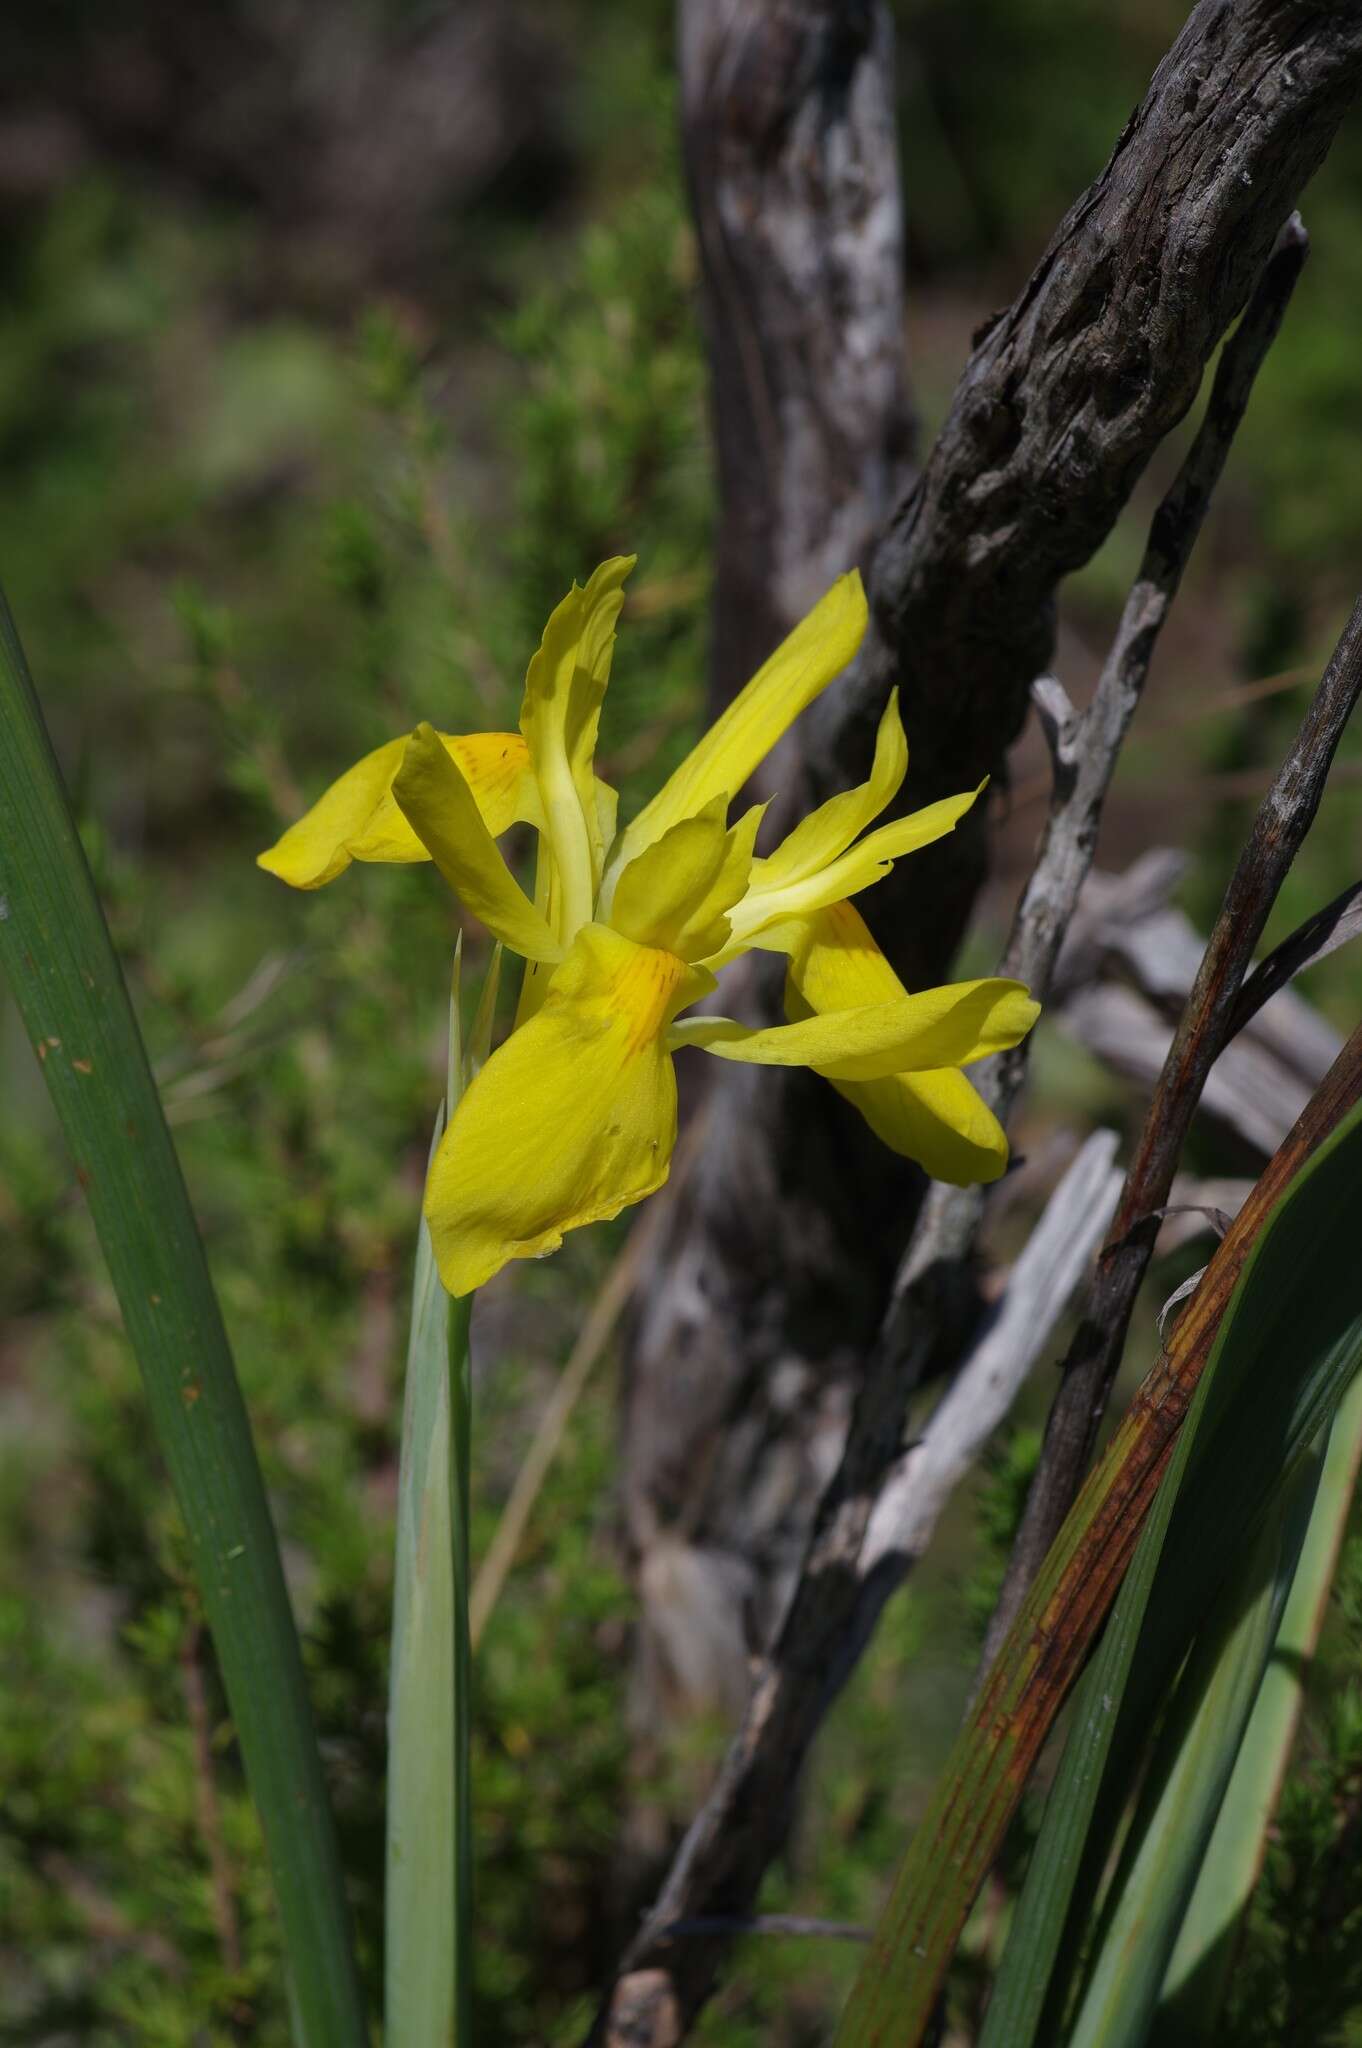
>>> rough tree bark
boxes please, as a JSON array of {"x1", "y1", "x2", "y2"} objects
[
  {"x1": 621, "y1": 0, "x2": 918, "y2": 1737},
  {"x1": 607, "y1": 2, "x2": 1362, "y2": 2041}
]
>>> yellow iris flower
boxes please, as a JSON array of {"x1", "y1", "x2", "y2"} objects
[{"x1": 260, "y1": 559, "x2": 1038, "y2": 1295}]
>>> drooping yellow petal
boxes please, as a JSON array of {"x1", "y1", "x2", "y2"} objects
[
  {"x1": 669, "y1": 977, "x2": 1037, "y2": 1076},
  {"x1": 754, "y1": 690, "x2": 908, "y2": 894},
  {"x1": 520, "y1": 556, "x2": 635, "y2": 938},
  {"x1": 604, "y1": 569, "x2": 868, "y2": 884},
  {"x1": 609, "y1": 798, "x2": 766, "y2": 962},
  {"x1": 782, "y1": 899, "x2": 1032, "y2": 1185},
  {"x1": 258, "y1": 729, "x2": 541, "y2": 889},
  {"x1": 728, "y1": 780, "x2": 985, "y2": 949},
  {"x1": 424, "y1": 923, "x2": 709, "y2": 1295},
  {"x1": 392, "y1": 723, "x2": 562, "y2": 963},
  {"x1": 828, "y1": 1061, "x2": 1013, "y2": 1186}
]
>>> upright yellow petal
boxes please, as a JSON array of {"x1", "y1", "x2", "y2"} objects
[
  {"x1": 258, "y1": 729, "x2": 539, "y2": 889},
  {"x1": 755, "y1": 690, "x2": 907, "y2": 893},
  {"x1": 669, "y1": 977, "x2": 1037, "y2": 1076},
  {"x1": 520, "y1": 556, "x2": 635, "y2": 937},
  {"x1": 608, "y1": 797, "x2": 766, "y2": 962},
  {"x1": 784, "y1": 899, "x2": 1027, "y2": 1185},
  {"x1": 728, "y1": 780, "x2": 984, "y2": 948},
  {"x1": 392, "y1": 724, "x2": 562, "y2": 963},
  {"x1": 424, "y1": 924, "x2": 708, "y2": 1295},
  {"x1": 604, "y1": 570, "x2": 867, "y2": 884}
]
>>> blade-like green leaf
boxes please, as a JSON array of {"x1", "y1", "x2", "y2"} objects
[
  {"x1": 386, "y1": 953, "x2": 481, "y2": 2047},
  {"x1": 1066, "y1": 1451, "x2": 1320, "y2": 2048},
  {"x1": 386, "y1": 1106, "x2": 457, "y2": 2047},
  {"x1": 0, "y1": 592, "x2": 366, "y2": 2038},
  {"x1": 835, "y1": 1085, "x2": 1362, "y2": 2048},
  {"x1": 1156, "y1": 1364, "x2": 1362, "y2": 2040},
  {"x1": 976, "y1": 1324, "x2": 1210, "y2": 2048}
]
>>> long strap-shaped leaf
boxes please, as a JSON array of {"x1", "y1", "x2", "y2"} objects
[
  {"x1": 982, "y1": 1085, "x2": 1362, "y2": 2047},
  {"x1": 0, "y1": 587, "x2": 367, "y2": 2045},
  {"x1": 1155, "y1": 1365, "x2": 1362, "y2": 2040},
  {"x1": 976, "y1": 1326, "x2": 1213, "y2": 2048},
  {"x1": 833, "y1": 1033, "x2": 1362, "y2": 2047},
  {"x1": 1065, "y1": 1459, "x2": 1320, "y2": 2047}
]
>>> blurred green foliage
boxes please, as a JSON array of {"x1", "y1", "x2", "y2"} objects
[{"x1": 2, "y1": 2, "x2": 1362, "y2": 2041}]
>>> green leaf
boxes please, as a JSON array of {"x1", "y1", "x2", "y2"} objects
[
  {"x1": 0, "y1": 592, "x2": 366, "y2": 2042},
  {"x1": 1066, "y1": 1450, "x2": 1320, "y2": 2048},
  {"x1": 1156, "y1": 1364, "x2": 1362, "y2": 2039},
  {"x1": 386, "y1": 1106, "x2": 474, "y2": 2047},
  {"x1": 386, "y1": 951, "x2": 482, "y2": 2047},
  {"x1": 835, "y1": 1085, "x2": 1362, "y2": 2048},
  {"x1": 976, "y1": 1322, "x2": 1209, "y2": 2048}
]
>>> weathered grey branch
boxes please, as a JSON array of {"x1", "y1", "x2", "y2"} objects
[
  {"x1": 1048, "y1": 850, "x2": 1343, "y2": 1157},
  {"x1": 679, "y1": 0, "x2": 916, "y2": 718},
  {"x1": 988, "y1": 587, "x2": 1362, "y2": 1659},
  {"x1": 989, "y1": 217, "x2": 1308, "y2": 1084},
  {"x1": 817, "y1": 11, "x2": 1360, "y2": 987},
  {"x1": 860, "y1": 1129, "x2": 1122, "y2": 1574},
  {"x1": 870, "y1": 210, "x2": 1311, "y2": 1402}
]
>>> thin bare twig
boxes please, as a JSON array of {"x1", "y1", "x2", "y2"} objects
[
  {"x1": 988, "y1": 585, "x2": 1362, "y2": 1659},
  {"x1": 1227, "y1": 876, "x2": 1362, "y2": 1038},
  {"x1": 587, "y1": 219, "x2": 1311, "y2": 2048}
]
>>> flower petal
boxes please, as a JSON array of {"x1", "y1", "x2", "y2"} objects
[
  {"x1": 605, "y1": 569, "x2": 867, "y2": 882},
  {"x1": 609, "y1": 797, "x2": 765, "y2": 962},
  {"x1": 828, "y1": 1064, "x2": 1013, "y2": 1185},
  {"x1": 782, "y1": 898, "x2": 1034, "y2": 1184},
  {"x1": 257, "y1": 730, "x2": 541, "y2": 889},
  {"x1": 754, "y1": 689, "x2": 908, "y2": 892},
  {"x1": 424, "y1": 924, "x2": 705, "y2": 1295},
  {"x1": 520, "y1": 556, "x2": 635, "y2": 935},
  {"x1": 393, "y1": 723, "x2": 562, "y2": 963},
  {"x1": 729, "y1": 779, "x2": 984, "y2": 946},
  {"x1": 669, "y1": 977, "x2": 1037, "y2": 1076}
]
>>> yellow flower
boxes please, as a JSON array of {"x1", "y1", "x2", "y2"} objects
[{"x1": 260, "y1": 559, "x2": 1038, "y2": 1294}]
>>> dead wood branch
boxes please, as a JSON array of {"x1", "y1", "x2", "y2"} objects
[{"x1": 861, "y1": 1129, "x2": 1122, "y2": 1573}]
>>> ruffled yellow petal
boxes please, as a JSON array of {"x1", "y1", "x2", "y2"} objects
[
  {"x1": 669, "y1": 977, "x2": 1037, "y2": 1076},
  {"x1": 604, "y1": 569, "x2": 867, "y2": 884},
  {"x1": 520, "y1": 556, "x2": 635, "y2": 937},
  {"x1": 257, "y1": 729, "x2": 538, "y2": 889},
  {"x1": 783, "y1": 899, "x2": 1032, "y2": 1184},
  {"x1": 754, "y1": 690, "x2": 907, "y2": 893},
  {"x1": 608, "y1": 797, "x2": 766, "y2": 962},
  {"x1": 424, "y1": 924, "x2": 708, "y2": 1295},
  {"x1": 728, "y1": 779, "x2": 984, "y2": 948},
  {"x1": 392, "y1": 723, "x2": 562, "y2": 963}
]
